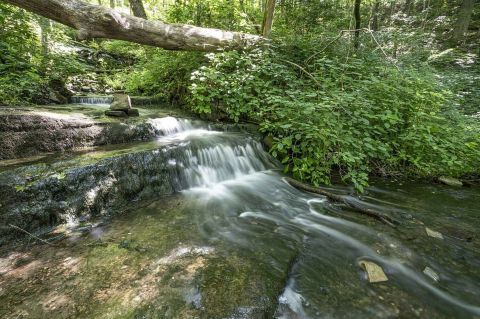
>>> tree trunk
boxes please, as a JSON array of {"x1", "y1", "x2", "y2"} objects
[
  {"x1": 262, "y1": 0, "x2": 276, "y2": 37},
  {"x1": 452, "y1": 0, "x2": 475, "y2": 42},
  {"x1": 4, "y1": 0, "x2": 262, "y2": 52},
  {"x1": 354, "y1": 0, "x2": 362, "y2": 49},
  {"x1": 38, "y1": 16, "x2": 51, "y2": 57},
  {"x1": 110, "y1": 0, "x2": 115, "y2": 8},
  {"x1": 129, "y1": 0, "x2": 147, "y2": 19},
  {"x1": 371, "y1": 0, "x2": 380, "y2": 31}
]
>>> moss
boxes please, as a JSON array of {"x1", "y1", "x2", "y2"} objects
[{"x1": 198, "y1": 252, "x2": 284, "y2": 319}]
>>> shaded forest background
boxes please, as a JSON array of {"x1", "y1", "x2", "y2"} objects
[{"x1": 1, "y1": 0, "x2": 479, "y2": 190}]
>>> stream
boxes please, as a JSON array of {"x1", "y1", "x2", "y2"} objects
[{"x1": 1, "y1": 112, "x2": 479, "y2": 318}]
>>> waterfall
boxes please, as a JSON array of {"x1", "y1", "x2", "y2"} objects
[
  {"x1": 148, "y1": 116, "x2": 194, "y2": 135},
  {"x1": 147, "y1": 116, "x2": 274, "y2": 189},
  {"x1": 71, "y1": 96, "x2": 112, "y2": 105}
]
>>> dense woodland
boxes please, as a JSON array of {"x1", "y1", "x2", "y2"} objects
[{"x1": 1, "y1": 0, "x2": 479, "y2": 190}]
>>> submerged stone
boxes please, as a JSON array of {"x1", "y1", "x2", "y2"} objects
[
  {"x1": 425, "y1": 227, "x2": 444, "y2": 239},
  {"x1": 359, "y1": 260, "x2": 388, "y2": 283}
]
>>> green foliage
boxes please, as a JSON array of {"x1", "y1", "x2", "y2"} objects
[
  {"x1": 0, "y1": 4, "x2": 44, "y2": 105},
  {"x1": 188, "y1": 44, "x2": 480, "y2": 191},
  {"x1": 166, "y1": 0, "x2": 260, "y2": 33},
  {"x1": 124, "y1": 49, "x2": 204, "y2": 104}
]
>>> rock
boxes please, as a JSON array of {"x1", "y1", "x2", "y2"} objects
[
  {"x1": 438, "y1": 176, "x2": 463, "y2": 187},
  {"x1": 425, "y1": 227, "x2": 444, "y2": 239},
  {"x1": 127, "y1": 108, "x2": 140, "y2": 117},
  {"x1": 110, "y1": 93, "x2": 132, "y2": 111},
  {"x1": 359, "y1": 260, "x2": 388, "y2": 283},
  {"x1": 423, "y1": 266, "x2": 439, "y2": 282},
  {"x1": 105, "y1": 110, "x2": 128, "y2": 117},
  {"x1": 48, "y1": 91, "x2": 65, "y2": 104}
]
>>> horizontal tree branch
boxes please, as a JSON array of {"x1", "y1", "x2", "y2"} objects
[{"x1": 4, "y1": 0, "x2": 263, "y2": 52}]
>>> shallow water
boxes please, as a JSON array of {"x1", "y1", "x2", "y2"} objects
[{"x1": 1, "y1": 116, "x2": 479, "y2": 318}]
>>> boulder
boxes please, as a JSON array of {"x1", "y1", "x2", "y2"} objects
[
  {"x1": 105, "y1": 110, "x2": 128, "y2": 117},
  {"x1": 127, "y1": 108, "x2": 140, "y2": 116},
  {"x1": 110, "y1": 93, "x2": 132, "y2": 111}
]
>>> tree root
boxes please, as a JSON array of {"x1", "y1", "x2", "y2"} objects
[{"x1": 284, "y1": 177, "x2": 399, "y2": 227}]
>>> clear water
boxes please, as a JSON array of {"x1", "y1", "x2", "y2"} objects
[{"x1": 1, "y1": 116, "x2": 479, "y2": 319}]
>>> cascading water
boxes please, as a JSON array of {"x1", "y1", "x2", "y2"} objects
[
  {"x1": 2, "y1": 115, "x2": 479, "y2": 319},
  {"x1": 148, "y1": 116, "x2": 480, "y2": 318},
  {"x1": 71, "y1": 96, "x2": 112, "y2": 105}
]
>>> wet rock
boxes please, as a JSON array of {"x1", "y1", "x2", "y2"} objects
[
  {"x1": 0, "y1": 109, "x2": 159, "y2": 160},
  {"x1": 359, "y1": 260, "x2": 388, "y2": 283},
  {"x1": 105, "y1": 110, "x2": 128, "y2": 117},
  {"x1": 423, "y1": 266, "x2": 439, "y2": 282},
  {"x1": 438, "y1": 176, "x2": 463, "y2": 187},
  {"x1": 425, "y1": 227, "x2": 444, "y2": 240},
  {"x1": 0, "y1": 145, "x2": 181, "y2": 243},
  {"x1": 127, "y1": 108, "x2": 140, "y2": 117}
]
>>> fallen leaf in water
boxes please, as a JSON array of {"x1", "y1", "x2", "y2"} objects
[
  {"x1": 425, "y1": 227, "x2": 444, "y2": 239},
  {"x1": 359, "y1": 260, "x2": 388, "y2": 283},
  {"x1": 423, "y1": 266, "x2": 439, "y2": 282}
]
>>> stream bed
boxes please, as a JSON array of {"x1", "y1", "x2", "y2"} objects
[{"x1": 0, "y1": 115, "x2": 479, "y2": 318}]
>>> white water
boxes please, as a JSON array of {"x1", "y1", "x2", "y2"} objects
[{"x1": 71, "y1": 96, "x2": 112, "y2": 105}]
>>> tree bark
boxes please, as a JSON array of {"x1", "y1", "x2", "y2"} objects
[
  {"x1": 5, "y1": 0, "x2": 262, "y2": 52},
  {"x1": 452, "y1": 0, "x2": 475, "y2": 42},
  {"x1": 262, "y1": 0, "x2": 276, "y2": 37},
  {"x1": 129, "y1": 0, "x2": 147, "y2": 19},
  {"x1": 354, "y1": 0, "x2": 362, "y2": 49}
]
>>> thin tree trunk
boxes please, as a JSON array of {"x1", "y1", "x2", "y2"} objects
[
  {"x1": 110, "y1": 0, "x2": 115, "y2": 8},
  {"x1": 5, "y1": 0, "x2": 263, "y2": 52},
  {"x1": 354, "y1": 0, "x2": 362, "y2": 49},
  {"x1": 38, "y1": 16, "x2": 51, "y2": 57},
  {"x1": 452, "y1": 0, "x2": 475, "y2": 42},
  {"x1": 129, "y1": 0, "x2": 147, "y2": 19},
  {"x1": 371, "y1": 0, "x2": 380, "y2": 31},
  {"x1": 404, "y1": 0, "x2": 412, "y2": 14},
  {"x1": 262, "y1": 0, "x2": 276, "y2": 37}
]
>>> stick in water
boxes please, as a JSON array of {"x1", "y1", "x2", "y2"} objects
[
  {"x1": 9, "y1": 224, "x2": 54, "y2": 246},
  {"x1": 284, "y1": 177, "x2": 398, "y2": 227}
]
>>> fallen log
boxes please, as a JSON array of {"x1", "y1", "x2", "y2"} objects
[
  {"x1": 284, "y1": 177, "x2": 398, "y2": 227},
  {"x1": 4, "y1": 0, "x2": 263, "y2": 52}
]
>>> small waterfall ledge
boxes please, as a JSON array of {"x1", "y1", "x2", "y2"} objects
[
  {"x1": 0, "y1": 116, "x2": 272, "y2": 244},
  {"x1": 71, "y1": 96, "x2": 113, "y2": 105}
]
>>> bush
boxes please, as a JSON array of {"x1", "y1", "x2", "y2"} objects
[{"x1": 188, "y1": 44, "x2": 480, "y2": 191}]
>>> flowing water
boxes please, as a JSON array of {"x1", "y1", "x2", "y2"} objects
[
  {"x1": 1, "y1": 116, "x2": 479, "y2": 319},
  {"x1": 70, "y1": 96, "x2": 113, "y2": 105}
]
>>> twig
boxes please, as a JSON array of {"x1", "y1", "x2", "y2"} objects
[
  {"x1": 278, "y1": 58, "x2": 321, "y2": 87},
  {"x1": 9, "y1": 224, "x2": 55, "y2": 246},
  {"x1": 306, "y1": 29, "x2": 365, "y2": 64},
  {"x1": 284, "y1": 177, "x2": 398, "y2": 227},
  {"x1": 304, "y1": 28, "x2": 399, "y2": 71}
]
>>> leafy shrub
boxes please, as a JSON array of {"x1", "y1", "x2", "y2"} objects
[
  {"x1": 188, "y1": 45, "x2": 480, "y2": 191},
  {"x1": 125, "y1": 49, "x2": 204, "y2": 105}
]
